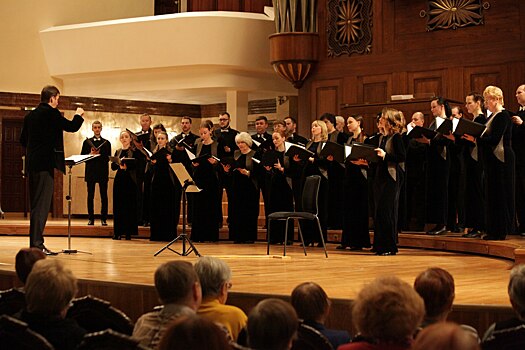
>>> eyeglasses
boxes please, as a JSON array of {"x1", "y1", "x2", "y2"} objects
[{"x1": 219, "y1": 118, "x2": 229, "y2": 122}]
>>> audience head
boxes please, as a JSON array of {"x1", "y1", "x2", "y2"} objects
[
  {"x1": 352, "y1": 276, "x2": 424, "y2": 344},
  {"x1": 291, "y1": 282, "x2": 330, "y2": 323},
  {"x1": 41, "y1": 85, "x2": 60, "y2": 104},
  {"x1": 194, "y1": 257, "x2": 232, "y2": 303},
  {"x1": 311, "y1": 120, "x2": 328, "y2": 141},
  {"x1": 508, "y1": 264, "x2": 525, "y2": 320},
  {"x1": 248, "y1": 298, "x2": 298, "y2": 350},
  {"x1": 414, "y1": 267, "x2": 455, "y2": 322},
  {"x1": 412, "y1": 322, "x2": 479, "y2": 350},
  {"x1": 159, "y1": 315, "x2": 232, "y2": 350},
  {"x1": 15, "y1": 247, "x2": 46, "y2": 285},
  {"x1": 235, "y1": 132, "x2": 253, "y2": 149},
  {"x1": 25, "y1": 259, "x2": 77, "y2": 317},
  {"x1": 154, "y1": 261, "x2": 201, "y2": 310}
]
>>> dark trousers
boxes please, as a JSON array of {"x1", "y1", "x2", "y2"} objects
[
  {"x1": 516, "y1": 166, "x2": 525, "y2": 233},
  {"x1": 29, "y1": 170, "x2": 54, "y2": 249},
  {"x1": 87, "y1": 181, "x2": 108, "y2": 221}
]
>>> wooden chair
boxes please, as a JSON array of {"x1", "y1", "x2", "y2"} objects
[
  {"x1": 0, "y1": 288, "x2": 26, "y2": 316},
  {"x1": 66, "y1": 295, "x2": 134, "y2": 335},
  {"x1": 77, "y1": 329, "x2": 151, "y2": 350},
  {"x1": 267, "y1": 175, "x2": 328, "y2": 257},
  {"x1": 291, "y1": 323, "x2": 334, "y2": 350},
  {"x1": 0, "y1": 315, "x2": 54, "y2": 350}
]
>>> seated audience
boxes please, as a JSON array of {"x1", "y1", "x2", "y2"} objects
[
  {"x1": 133, "y1": 260, "x2": 202, "y2": 349},
  {"x1": 291, "y1": 282, "x2": 350, "y2": 349},
  {"x1": 338, "y1": 276, "x2": 424, "y2": 350},
  {"x1": 247, "y1": 298, "x2": 298, "y2": 350},
  {"x1": 158, "y1": 314, "x2": 233, "y2": 350},
  {"x1": 413, "y1": 322, "x2": 479, "y2": 350},
  {"x1": 482, "y1": 264, "x2": 525, "y2": 349},
  {"x1": 194, "y1": 256, "x2": 247, "y2": 341},
  {"x1": 15, "y1": 247, "x2": 46, "y2": 286},
  {"x1": 414, "y1": 267, "x2": 478, "y2": 340},
  {"x1": 16, "y1": 259, "x2": 86, "y2": 350}
]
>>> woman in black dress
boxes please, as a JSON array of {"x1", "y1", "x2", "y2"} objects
[
  {"x1": 298, "y1": 120, "x2": 329, "y2": 246},
  {"x1": 142, "y1": 123, "x2": 166, "y2": 227},
  {"x1": 373, "y1": 108, "x2": 406, "y2": 255},
  {"x1": 464, "y1": 85, "x2": 515, "y2": 240},
  {"x1": 111, "y1": 130, "x2": 139, "y2": 240},
  {"x1": 149, "y1": 131, "x2": 180, "y2": 242},
  {"x1": 338, "y1": 115, "x2": 371, "y2": 251},
  {"x1": 265, "y1": 131, "x2": 294, "y2": 244},
  {"x1": 191, "y1": 121, "x2": 222, "y2": 242},
  {"x1": 461, "y1": 92, "x2": 486, "y2": 237},
  {"x1": 224, "y1": 132, "x2": 259, "y2": 243}
]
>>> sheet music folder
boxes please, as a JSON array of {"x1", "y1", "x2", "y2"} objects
[
  {"x1": 65, "y1": 154, "x2": 100, "y2": 166},
  {"x1": 453, "y1": 118, "x2": 486, "y2": 137},
  {"x1": 320, "y1": 141, "x2": 345, "y2": 163},
  {"x1": 170, "y1": 163, "x2": 201, "y2": 193},
  {"x1": 346, "y1": 143, "x2": 380, "y2": 162},
  {"x1": 284, "y1": 141, "x2": 314, "y2": 161}
]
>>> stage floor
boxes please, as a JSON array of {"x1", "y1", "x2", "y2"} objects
[{"x1": 0, "y1": 235, "x2": 514, "y2": 307}]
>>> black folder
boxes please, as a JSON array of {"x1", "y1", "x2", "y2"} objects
[
  {"x1": 320, "y1": 141, "x2": 345, "y2": 163},
  {"x1": 220, "y1": 156, "x2": 237, "y2": 169},
  {"x1": 192, "y1": 153, "x2": 219, "y2": 166},
  {"x1": 85, "y1": 138, "x2": 108, "y2": 151},
  {"x1": 407, "y1": 126, "x2": 437, "y2": 139},
  {"x1": 435, "y1": 118, "x2": 453, "y2": 134},
  {"x1": 253, "y1": 150, "x2": 279, "y2": 167},
  {"x1": 285, "y1": 142, "x2": 314, "y2": 161},
  {"x1": 453, "y1": 118, "x2": 486, "y2": 138},
  {"x1": 109, "y1": 157, "x2": 135, "y2": 166},
  {"x1": 346, "y1": 143, "x2": 380, "y2": 162},
  {"x1": 150, "y1": 147, "x2": 170, "y2": 161}
]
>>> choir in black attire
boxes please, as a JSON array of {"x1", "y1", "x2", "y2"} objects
[{"x1": 512, "y1": 92, "x2": 525, "y2": 234}]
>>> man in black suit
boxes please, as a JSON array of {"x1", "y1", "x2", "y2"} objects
[
  {"x1": 512, "y1": 84, "x2": 525, "y2": 235},
  {"x1": 251, "y1": 116, "x2": 273, "y2": 228},
  {"x1": 20, "y1": 85, "x2": 84, "y2": 255},
  {"x1": 284, "y1": 116, "x2": 308, "y2": 146},
  {"x1": 80, "y1": 121, "x2": 111, "y2": 226},
  {"x1": 213, "y1": 112, "x2": 239, "y2": 232},
  {"x1": 134, "y1": 113, "x2": 152, "y2": 226}
]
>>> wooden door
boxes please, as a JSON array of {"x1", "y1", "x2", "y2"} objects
[{"x1": 1, "y1": 118, "x2": 26, "y2": 212}]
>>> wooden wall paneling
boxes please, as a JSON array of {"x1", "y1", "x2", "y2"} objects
[
  {"x1": 342, "y1": 76, "x2": 359, "y2": 106},
  {"x1": 187, "y1": 0, "x2": 218, "y2": 11},
  {"x1": 360, "y1": 74, "x2": 392, "y2": 104},
  {"x1": 445, "y1": 67, "x2": 465, "y2": 105},
  {"x1": 463, "y1": 66, "x2": 503, "y2": 97},
  {"x1": 408, "y1": 70, "x2": 444, "y2": 98},
  {"x1": 380, "y1": 0, "x2": 395, "y2": 53},
  {"x1": 217, "y1": 0, "x2": 241, "y2": 11},
  {"x1": 242, "y1": 0, "x2": 272, "y2": 13},
  {"x1": 311, "y1": 79, "x2": 342, "y2": 119},
  {"x1": 507, "y1": 62, "x2": 525, "y2": 112},
  {"x1": 392, "y1": 71, "x2": 408, "y2": 95}
]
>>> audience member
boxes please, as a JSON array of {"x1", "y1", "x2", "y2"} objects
[
  {"x1": 158, "y1": 314, "x2": 232, "y2": 350},
  {"x1": 14, "y1": 247, "x2": 46, "y2": 286},
  {"x1": 247, "y1": 298, "x2": 298, "y2": 350},
  {"x1": 413, "y1": 322, "x2": 479, "y2": 350},
  {"x1": 482, "y1": 264, "x2": 525, "y2": 349},
  {"x1": 339, "y1": 276, "x2": 424, "y2": 350},
  {"x1": 414, "y1": 267, "x2": 478, "y2": 339},
  {"x1": 291, "y1": 282, "x2": 350, "y2": 349},
  {"x1": 17, "y1": 259, "x2": 86, "y2": 350},
  {"x1": 133, "y1": 261, "x2": 202, "y2": 349},
  {"x1": 194, "y1": 256, "x2": 247, "y2": 341}
]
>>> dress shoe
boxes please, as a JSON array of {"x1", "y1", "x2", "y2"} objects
[
  {"x1": 143, "y1": 221, "x2": 150, "y2": 227},
  {"x1": 87, "y1": 219, "x2": 94, "y2": 226},
  {"x1": 112, "y1": 235, "x2": 121, "y2": 240},
  {"x1": 101, "y1": 220, "x2": 107, "y2": 226},
  {"x1": 426, "y1": 226, "x2": 447, "y2": 235},
  {"x1": 376, "y1": 251, "x2": 396, "y2": 256},
  {"x1": 42, "y1": 247, "x2": 58, "y2": 256},
  {"x1": 462, "y1": 230, "x2": 481, "y2": 238}
]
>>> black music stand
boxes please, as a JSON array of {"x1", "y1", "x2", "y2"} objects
[
  {"x1": 61, "y1": 154, "x2": 99, "y2": 255},
  {"x1": 154, "y1": 163, "x2": 201, "y2": 257}
]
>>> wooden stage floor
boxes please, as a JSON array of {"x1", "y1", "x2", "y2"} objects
[{"x1": 1, "y1": 216, "x2": 521, "y2": 334}]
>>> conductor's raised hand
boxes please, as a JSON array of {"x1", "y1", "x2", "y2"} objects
[{"x1": 75, "y1": 107, "x2": 85, "y2": 116}]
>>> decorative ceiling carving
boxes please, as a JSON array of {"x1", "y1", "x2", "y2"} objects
[
  {"x1": 420, "y1": 0, "x2": 490, "y2": 31},
  {"x1": 327, "y1": 0, "x2": 372, "y2": 57}
]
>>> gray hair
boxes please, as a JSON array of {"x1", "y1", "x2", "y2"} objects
[
  {"x1": 194, "y1": 257, "x2": 232, "y2": 299},
  {"x1": 509, "y1": 264, "x2": 525, "y2": 319},
  {"x1": 235, "y1": 132, "x2": 253, "y2": 148}
]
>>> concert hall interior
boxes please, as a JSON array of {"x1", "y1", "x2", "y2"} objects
[{"x1": 1, "y1": 0, "x2": 525, "y2": 348}]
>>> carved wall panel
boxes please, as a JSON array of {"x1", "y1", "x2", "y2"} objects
[
  {"x1": 421, "y1": 0, "x2": 488, "y2": 31},
  {"x1": 327, "y1": 0, "x2": 373, "y2": 57}
]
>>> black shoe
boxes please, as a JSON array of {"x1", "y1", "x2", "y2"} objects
[
  {"x1": 42, "y1": 247, "x2": 58, "y2": 256},
  {"x1": 143, "y1": 221, "x2": 150, "y2": 227},
  {"x1": 112, "y1": 235, "x2": 121, "y2": 240},
  {"x1": 427, "y1": 226, "x2": 447, "y2": 235},
  {"x1": 462, "y1": 230, "x2": 481, "y2": 238},
  {"x1": 453, "y1": 226, "x2": 465, "y2": 233},
  {"x1": 376, "y1": 251, "x2": 396, "y2": 256},
  {"x1": 101, "y1": 220, "x2": 107, "y2": 226},
  {"x1": 336, "y1": 245, "x2": 348, "y2": 250},
  {"x1": 88, "y1": 220, "x2": 94, "y2": 225}
]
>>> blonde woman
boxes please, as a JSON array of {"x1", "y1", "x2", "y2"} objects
[
  {"x1": 464, "y1": 85, "x2": 515, "y2": 240},
  {"x1": 373, "y1": 108, "x2": 406, "y2": 255}
]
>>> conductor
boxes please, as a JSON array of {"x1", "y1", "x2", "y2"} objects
[{"x1": 20, "y1": 85, "x2": 84, "y2": 255}]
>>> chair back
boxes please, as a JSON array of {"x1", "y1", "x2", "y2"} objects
[
  {"x1": 291, "y1": 323, "x2": 334, "y2": 350},
  {"x1": 0, "y1": 288, "x2": 26, "y2": 316},
  {"x1": 77, "y1": 329, "x2": 151, "y2": 350},
  {"x1": 66, "y1": 295, "x2": 134, "y2": 335},
  {"x1": 0, "y1": 315, "x2": 55, "y2": 350},
  {"x1": 301, "y1": 175, "x2": 321, "y2": 215}
]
